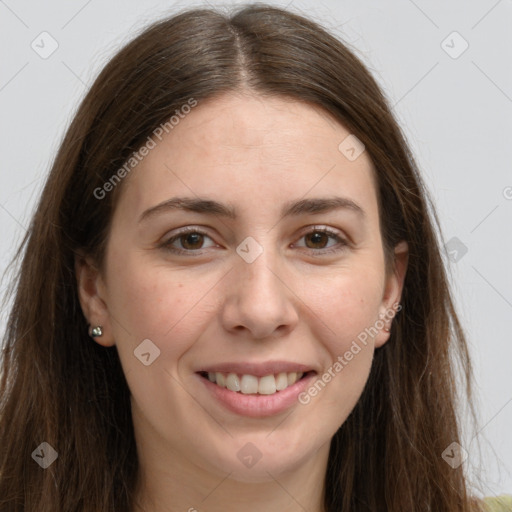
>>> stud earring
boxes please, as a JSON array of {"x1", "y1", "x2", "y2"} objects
[{"x1": 89, "y1": 325, "x2": 103, "y2": 338}]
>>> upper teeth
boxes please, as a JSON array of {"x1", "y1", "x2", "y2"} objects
[{"x1": 207, "y1": 372, "x2": 304, "y2": 395}]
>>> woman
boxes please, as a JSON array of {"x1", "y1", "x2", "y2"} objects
[{"x1": 0, "y1": 4, "x2": 509, "y2": 511}]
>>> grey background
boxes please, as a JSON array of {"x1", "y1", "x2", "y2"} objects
[{"x1": 1, "y1": 0, "x2": 511, "y2": 498}]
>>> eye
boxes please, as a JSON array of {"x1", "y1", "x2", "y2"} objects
[
  {"x1": 159, "y1": 226, "x2": 348, "y2": 256},
  {"x1": 293, "y1": 227, "x2": 348, "y2": 255},
  {"x1": 160, "y1": 228, "x2": 216, "y2": 254}
]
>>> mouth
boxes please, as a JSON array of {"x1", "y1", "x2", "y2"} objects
[{"x1": 196, "y1": 370, "x2": 316, "y2": 396}]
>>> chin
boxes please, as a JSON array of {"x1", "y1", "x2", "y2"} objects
[{"x1": 203, "y1": 439, "x2": 313, "y2": 483}]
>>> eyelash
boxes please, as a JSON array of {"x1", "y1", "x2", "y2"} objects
[{"x1": 159, "y1": 226, "x2": 348, "y2": 256}]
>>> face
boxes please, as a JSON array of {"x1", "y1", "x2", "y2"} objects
[{"x1": 77, "y1": 92, "x2": 407, "y2": 484}]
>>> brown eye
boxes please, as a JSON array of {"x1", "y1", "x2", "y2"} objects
[
  {"x1": 180, "y1": 232, "x2": 205, "y2": 250},
  {"x1": 161, "y1": 226, "x2": 347, "y2": 257},
  {"x1": 294, "y1": 227, "x2": 348, "y2": 255},
  {"x1": 304, "y1": 231, "x2": 330, "y2": 249},
  {"x1": 160, "y1": 228, "x2": 216, "y2": 254}
]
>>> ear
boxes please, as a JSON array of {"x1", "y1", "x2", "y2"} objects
[
  {"x1": 374, "y1": 240, "x2": 409, "y2": 348},
  {"x1": 75, "y1": 252, "x2": 115, "y2": 347}
]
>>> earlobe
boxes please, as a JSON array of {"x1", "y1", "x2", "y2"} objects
[
  {"x1": 375, "y1": 240, "x2": 409, "y2": 348},
  {"x1": 75, "y1": 253, "x2": 116, "y2": 347}
]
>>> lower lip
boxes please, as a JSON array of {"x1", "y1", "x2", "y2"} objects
[{"x1": 197, "y1": 372, "x2": 316, "y2": 418}]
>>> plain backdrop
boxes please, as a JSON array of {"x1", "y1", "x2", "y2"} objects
[{"x1": 1, "y1": 0, "x2": 511, "y2": 499}]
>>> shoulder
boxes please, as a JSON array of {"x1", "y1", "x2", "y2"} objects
[{"x1": 483, "y1": 495, "x2": 512, "y2": 512}]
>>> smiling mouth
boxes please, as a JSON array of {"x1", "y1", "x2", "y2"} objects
[{"x1": 197, "y1": 370, "x2": 315, "y2": 395}]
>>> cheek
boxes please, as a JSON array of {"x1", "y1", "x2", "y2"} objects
[
  {"x1": 105, "y1": 251, "x2": 222, "y2": 367},
  {"x1": 305, "y1": 263, "x2": 384, "y2": 343},
  {"x1": 104, "y1": 258, "x2": 222, "y2": 420},
  {"x1": 299, "y1": 267, "x2": 383, "y2": 414}
]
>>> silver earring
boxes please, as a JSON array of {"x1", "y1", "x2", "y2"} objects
[
  {"x1": 89, "y1": 325, "x2": 103, "y2": 338},
  {"x1": 384, "y1": 326, "x2": 391, "y2": 333}
]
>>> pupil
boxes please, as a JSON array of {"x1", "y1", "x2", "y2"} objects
[
  {"x1": 182, "y1": 233, "x2": 203, "y2": 249},
  {"x1": 307, "y1": 232, "x2": 327, "y2": 249}
]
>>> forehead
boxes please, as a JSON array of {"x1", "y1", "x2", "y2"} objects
[{"x1": 116, "y1": 92, "x2": 379, "y2": 223}]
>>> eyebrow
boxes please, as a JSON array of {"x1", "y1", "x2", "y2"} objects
[{"x1": 138, "y1": 196, "x2": 365, "y2": 223}]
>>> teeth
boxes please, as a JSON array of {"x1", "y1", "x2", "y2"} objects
[
  {"x1": 276, "y1": 372, "x2": 288, "y2": 391},
  {"x1": 207, "y1": 371, "x2": 306, "y2": 395},
  {"x1": 240, "y1": 374, "x2": 258, "y2": 394},
  {"x1": 258, "y1": 374, "x2": 276, "y2": 395},
  {"x1": 216, "y1": 372, "x2": 226, "y2": 388},
  {"x1": 226, "y1": 373, "x2": 241, "y2": 392}
]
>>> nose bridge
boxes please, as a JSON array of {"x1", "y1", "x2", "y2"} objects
[
  {"x1": 240, "y1": 243, "x2": 282, "y2": 298},
  {"x1": 222, "y1": 235, "x2": 298, "y2": 338}
]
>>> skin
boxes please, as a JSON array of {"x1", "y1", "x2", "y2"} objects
[{"x1": 76, "y1": 92, "x2": 408, "y2": 512}]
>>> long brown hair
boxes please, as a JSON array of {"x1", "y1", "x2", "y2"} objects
[{"x1": 0, "y1": 4, "x2": 485, "y2": 511}]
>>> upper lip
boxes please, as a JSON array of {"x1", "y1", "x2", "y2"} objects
[{"x1": 196, "y1": 361, "x2": 316, "y2": 378}]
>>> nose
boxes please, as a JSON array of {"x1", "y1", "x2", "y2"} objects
[{"x1": 220, "y1": 244, "x2": 300, "y2": 340}]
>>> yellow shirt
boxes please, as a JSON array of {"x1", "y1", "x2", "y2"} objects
[{"x1": 484, "y1": 495, "x2": 512, "y2": 511}]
